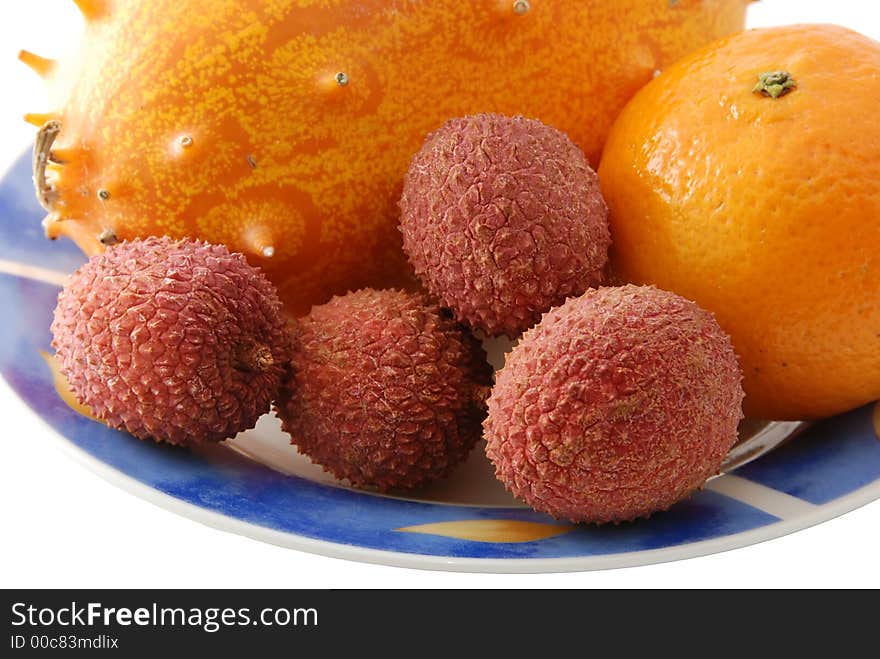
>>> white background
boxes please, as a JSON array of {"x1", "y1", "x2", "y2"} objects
[{"x1": 1, "y1": 1, "x2": 878, "y2": 589}]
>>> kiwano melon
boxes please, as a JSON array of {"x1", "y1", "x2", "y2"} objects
[{"x1": 23, "y1": 0, "x2": 750, "y2": 314}]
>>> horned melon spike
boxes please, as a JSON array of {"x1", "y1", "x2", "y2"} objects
[
  {"x1": 513, "y1": 0, "x2": 531, "y2": 15},
  {"x1": 18, "y1": 51, "x2": 57, "y2": 79},
  {"x1": 243, "y1": 226, "x2": 277, "y2": 260},
  {"x1": 73, "y1": 0, "x2": 109, "y2": 21},
  {"x1": 24, "y1": 112, "x2": 61, "y2": 127},
  {"x1": 494, "y1": 0, "x2": 531, "y2": 17}
]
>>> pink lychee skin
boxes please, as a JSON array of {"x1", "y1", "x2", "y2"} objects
[
  {"x1": 51, "y1": 237, "x2": 291, "y2": 445},
  {"x1": 484, "y1": 285, "x2": 745, "y2": 524},
  {"x1": 275, "y1": 288, "x2": 492, "y2": 492},
  {"x1": 399, "y1": 113, "x2": 610, "y2": 338}
]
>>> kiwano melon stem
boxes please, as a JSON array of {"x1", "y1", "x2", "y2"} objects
[{"x1": 32, "y1": 119, "x2": 62, "y2": 211}]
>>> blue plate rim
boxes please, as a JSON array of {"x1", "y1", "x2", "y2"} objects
[{"x1": 11, "y1": 392, "x2": 877, "y2": 573}]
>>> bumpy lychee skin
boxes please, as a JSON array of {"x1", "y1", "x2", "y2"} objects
[
  {"x1": 400, "y1": 114, "x2": 610, "y2": 338},
  {"x1": 275, "y1": 288, "x2": 492, "y2": 492},
  {"x1": 51, "y1": 237, "x2": 291, "y2": 445},
  {"x1": 484, "y1": 285, "x2": 744, "y2": 524}
]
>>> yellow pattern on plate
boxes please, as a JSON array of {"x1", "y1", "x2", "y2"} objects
[{"x1": 396, "y1": 520, "x2": 575, "y2": 544}]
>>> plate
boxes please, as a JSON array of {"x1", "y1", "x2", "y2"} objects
[{"x1": 2, "y1": 151, "x2": 879, "y2": 572}]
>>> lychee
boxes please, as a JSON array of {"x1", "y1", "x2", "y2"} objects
[
  {"x1": 51, "y1": 237, "x2": 291, "y2": 445},
  {"x1": 484, "y1": 285, "x2": 744, "y2": 524},
  {"x1": 275, "y1": 288, "x2": 492, "y2": 492},
  {"x1": 399, "y1": 113, "x2": 610, "y2": 338}
]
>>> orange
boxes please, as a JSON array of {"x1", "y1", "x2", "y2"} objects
[
  {"x1": 22, "y1": 0, "x2": 750, "y2": 313},
  {"x1": 598, "y1": 24, "x2": 880, "y2": 421}
]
